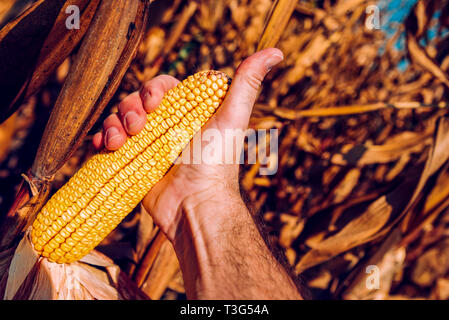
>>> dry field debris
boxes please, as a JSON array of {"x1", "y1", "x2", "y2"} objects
[{"x1": 0, "y1": 0, "x2": 449, "y2": 299}]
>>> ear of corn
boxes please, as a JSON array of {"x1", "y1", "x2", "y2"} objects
[{"x1": 30, "y1": 71, "x2": 230, "y2": 264}]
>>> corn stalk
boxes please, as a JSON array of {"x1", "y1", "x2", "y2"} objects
[{"x1": 0, "y1": 0, "x2": 151, "y2": 298}]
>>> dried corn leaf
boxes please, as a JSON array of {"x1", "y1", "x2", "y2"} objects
[
  {"x1": 296, "y1": 116, "x2": 449, "y2": 273},
  {"x1": 140, "y1": 239, "x2": 180, "y2": 300},
  {"x1": 32, "y1": 0, "x2": 144, "y2": 178},
  {"x1": 411, "y1": 239, "x2": 449, "y2": 287},
  {"x1": 257, "y1": 0, "x2": 298, "y2": 51},
  {"x1": 0, "y1": 0, "x2": 65, "y2": 122},
  {"x1": 343, "y1": 229, "x2": 405, "y2": 299},
  {"x1": 405, "y1": 1, "x2": 449, "y2": 88},
  {"x1": 24, "y1": 0, "x2": 101, "y2": 100},
  {"x1": 0, "y1": 112, "x2": 16, "y2": 163},
  {"x1": 331, "y1": 129, "x2": 433, "y2": 166},
  {"x1": 274, "y1": 102, "x2": 445, "y2": 120}
]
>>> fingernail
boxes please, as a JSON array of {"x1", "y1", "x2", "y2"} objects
[
  {"x1": 124, "y1": 111, "x2": 141, "y2": 133},
  {"x1": 105, "y1": 127, "x2": 120, "y2": 146},
  {"x1": 140, "y1": 90, "x2": 151, "y2": 110},
  {"x1": 265, "y1": 53, "x2": 284, "y2": 71}
]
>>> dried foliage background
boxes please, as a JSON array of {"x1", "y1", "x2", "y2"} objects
[{"x1": 1, "y1": 0, "x2": 449, "y2": 299}]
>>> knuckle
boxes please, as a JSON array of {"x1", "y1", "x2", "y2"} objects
[
  {"x1": 104, "y1": 113, "x2": 117, "y2": 123},
  {"x1": 159, "y1": 74, "x2": 178, "y2": 82},
  {"x1": 235, "y1": 61, "x2": 264, "y2": 91},
  {"x1": 242, "y1": 71, "x2": 263, "y2": 91},
  {"x1": 140, "y1": 81, "x2": 153, "y2": 97},
  {"x1": 117, "y1": 99, "x2": 128, "y2": 113},
  {"x1": 158, "y1": 74, "x2": 180, "y2": 87}
]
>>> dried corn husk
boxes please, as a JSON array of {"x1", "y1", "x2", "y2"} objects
[{"x1": 4, "y1": 229, "x2": 148, "y2": 300}]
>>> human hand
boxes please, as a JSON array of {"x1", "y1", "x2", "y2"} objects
[
  {"x1": 93, "y1": 49, "x2": 303, "y2": 299},
  {"x1": 93, "y1": 48, "x2": 284, "y2": 241}
]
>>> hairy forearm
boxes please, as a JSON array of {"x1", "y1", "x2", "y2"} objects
[{"x1": 170, "y1": 188, "x2": 302, "y2": 300}]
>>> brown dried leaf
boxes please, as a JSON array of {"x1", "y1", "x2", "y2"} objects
[
  {"x1": 31, "y1": 0, "x2": 146, "y2": 178},
  {"x1": 343, "y1": 229, "x2": 405, "y2": 299},
  {"x1": 406, "y1": 33, "x2": 449, "y2": 89},
  {"x1": 433, "y1": 278, "x2": 449, "y2": 299},
  {"x1": 257, "y1": 0, "x2": 298, "y2": 51},
  {"x1": 331, "y1": 168, "x2": 360, "y2": 204},
  {"x1": 0, "y1": 112, "x2": 16, "y2": 163},
  {"x1": 274, "y1": 102, "x2": 443, "y2": 120},
  {"x1": 296, "y1": 117, "x2": 449, "y2": 273},
  {"x1": 405, "y1": 2, "x2": 449, "y2": 89},
  {"x1": 135, "y1": 205, "x2": 157, "y2": 261},
  {"x1": 140, "y1": 239, "x2": 180, "y2": 300},
  {"x1": 196, "y1": 0, "x2": 226, "y2": 32},
  {"x1": 24, "y1": 0, "x2": 101, "y2": 100},
  {"x1": 412, "y1": 239, "x2": 449, "y2": 287},
  {"x1": 331, "y1": 129, "x2": 433, "y2": 166},
  {"x1": 0, "y1": 0, "x2": 66, "y2": 122}
]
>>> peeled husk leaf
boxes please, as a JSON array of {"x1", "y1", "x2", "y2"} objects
[{"x1": 2, "y1": 229, "x2": 148, "y2": 300}]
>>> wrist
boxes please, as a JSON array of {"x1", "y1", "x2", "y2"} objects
[
  {"x1": 165, "y1": 183, "x2": 245, "y2": 243},
  {"x1": 168, "y1": 187, "x2": 253, "y2": 299}
]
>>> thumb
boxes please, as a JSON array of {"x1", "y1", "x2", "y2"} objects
[{"x1": 215, "y1": 48, "x2": 284, "y2": 131}]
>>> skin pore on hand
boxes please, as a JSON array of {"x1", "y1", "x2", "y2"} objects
[{"x1": 93, "y1": 48, "x2": 303, "y2": 299}]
